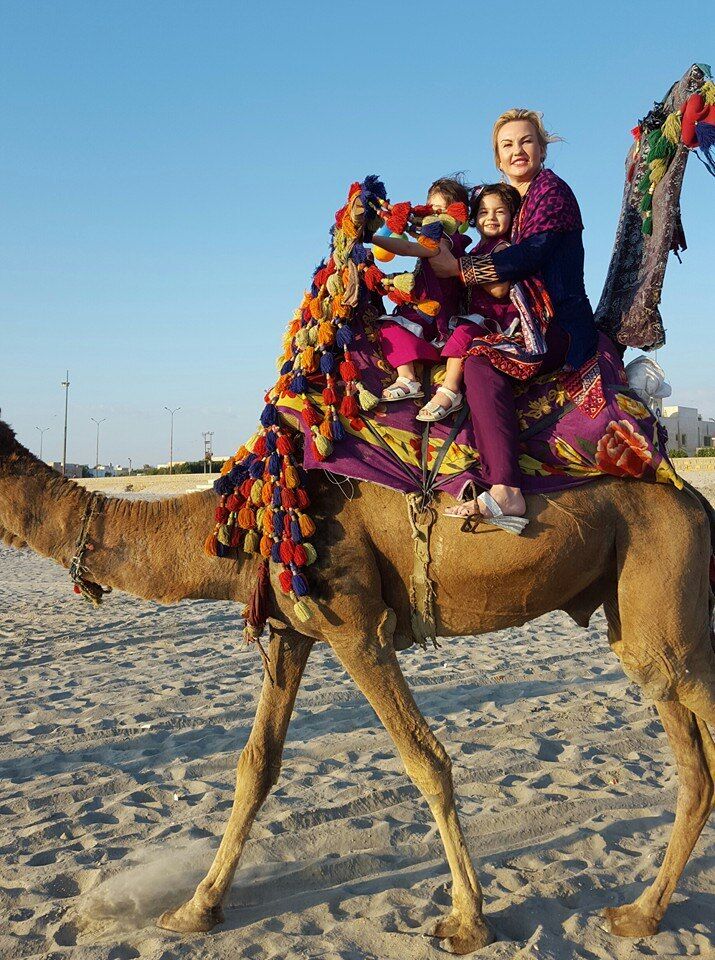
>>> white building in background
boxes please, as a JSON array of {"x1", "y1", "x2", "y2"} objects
[
  {"x1": 48, "y1": 461, "x2": 85, "y2": 478},
  {"x1": 661, "y1": 406, "x2": 715, "y2": 455}
]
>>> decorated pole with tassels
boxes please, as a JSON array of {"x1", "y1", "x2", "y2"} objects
[{"x1": 206, "y1": 176, "x2": 469, "y2": 625}]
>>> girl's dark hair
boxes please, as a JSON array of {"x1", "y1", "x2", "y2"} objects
[
  {"x1": 469, "y1": 182, "x2": 521, "y2": 226},
  {"x1": 427, "y1": 175, "x2": 470, "y2": 208}
]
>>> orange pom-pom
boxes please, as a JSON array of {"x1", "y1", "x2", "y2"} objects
[
  {"x1": 317, "y1": 322, "x2": 335, "y2": 346},
  {"x1": 298, "y1": 513, "x2": 316, "y2": 537},
  {"x1": 372, "y1": 245, "x2": 395, "y2": 264},
  {"x1": 261, "y1": 481, "x2": 274, "y2": 506},
  {"x1": 262, "y1": 507, "x2": 274, "y2": 534},
  {"x1": 418, "y1": 235, "x2": 439, "y2": 252},
  {"x1": 238, "y1": 505, "x2": 256, "y2": 529},
  {"x1": 259, "y1": 535, "x2": 273, "y2": 557},
  {"x1": 284, "y1": 465, "x2": 300, "y2": 489},
  {"x1": 204, "y1": 531, "x2": 219, "y2": 556},
  {"x1": 416, "y1": 300, "x2": 440, "y2": 317},
  {"x1": 319, "y1": 418, "x2": 333, "y2": 440}
]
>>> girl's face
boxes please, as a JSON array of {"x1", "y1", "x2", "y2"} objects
[
  {"x1": 476, "y1": 193, "x2": 512, "y2": 238},
  {"x1": 496, "y1": 119, "x2": 544, "y2": 184},
  {"x1": 427, "y1": 189, "x2": 449, "y2": 213}
]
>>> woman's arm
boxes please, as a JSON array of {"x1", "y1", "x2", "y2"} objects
[
  {"x1": 455, "y1": 231, "x2": 564, "y2": 286},
  {"x1": 371, "y1": 234, "x2": 436, "y2": 259}
]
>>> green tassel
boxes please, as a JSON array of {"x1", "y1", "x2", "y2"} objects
[
  {"x1": 639, "y1": 191, "x2": 653, "y2": 213},
  {"x1": 357, "y1": 384, "x2": 380, "y2": 411},
  {"x1": 243, "y1": 528, "x2": 260, "y2": 554},
  {"x1": 250, "y1": 479, "x2": 264, "y2": 505},
  {"x1": 302, "y1": 542, "x2": 317, "y2": 565},
  {"x1": 217, "y1": 524, "x2": 232, "y2": 546},
  {"x1": 314, "y1": 433, "x2": 333, "y2": 458},
  {"x1": 293, "y1": 599, "x2": 312, "y2": 622},
  {"x1": 642, "y1": 215, "x2": 653, "y2": 236}
]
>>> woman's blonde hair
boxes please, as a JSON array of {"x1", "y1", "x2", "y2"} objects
[{"x1": 492, "y1": 109, "x2": 559, "y2": 169}]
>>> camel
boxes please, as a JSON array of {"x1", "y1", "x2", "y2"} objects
[{"x1": 1, "y1": 418, "x2": 714, "y2": 953}]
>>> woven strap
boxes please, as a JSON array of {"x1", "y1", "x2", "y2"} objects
[
  {"x1": 460, "y1": 254, "x2": 499, "y2": 285},
  {"x1": 405, "y1": 493, "x2": 438, "y2": 648}
]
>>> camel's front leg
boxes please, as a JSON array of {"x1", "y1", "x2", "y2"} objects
[
  {"x1": 604, "y1": 701, "x2": 714, "y2": 937},
  {"x1": 331, "y1": 612, "x2": 493, "y2": 955},
  {"x1": 158, "y1": 628, "x2": 313, "y2": 933}
]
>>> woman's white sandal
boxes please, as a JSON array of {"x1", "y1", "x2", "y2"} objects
[
  {"x1": 381, "y1": 376, "x2": 424, "y2": 402},
  {"x1": 416, "y1": 387, "x2": 463, "y2": 422},
  {"x1": 477, "y1": 491, "x2": 529, "y2": 535}
]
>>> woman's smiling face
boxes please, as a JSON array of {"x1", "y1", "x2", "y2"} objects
[{"x1": 497, "y1": 119, "x2": 543, "y2": 186}]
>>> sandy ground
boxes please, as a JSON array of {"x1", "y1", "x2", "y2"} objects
[{"x1": 1, "y1": 474, "x2": 714, "y2": 959}]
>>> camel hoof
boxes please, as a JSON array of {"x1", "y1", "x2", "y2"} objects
[
  {"x1": 157, "y1": 899, "x2": 224, "y2": 934},
  {"x1": 431, "y1": 911, "x2": 461, "y2": 939},
  {"x1": 603, "y1": 904, "x2": 660, "y2": 938},
  {"x1": 440, "y1": 917, "x2": 494, "y2": 954}
]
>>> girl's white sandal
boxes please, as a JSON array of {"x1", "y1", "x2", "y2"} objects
[
  {"x1": 381, "y1": 376, "x2": 424, "y2": 402},
  {"x1": 415, "y1": 387, "x2": 463, "y2": 422}
]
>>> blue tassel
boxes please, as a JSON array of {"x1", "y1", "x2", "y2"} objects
[
  {"x1": 421, "y1": 220, "x2": 443, "y2": 241},
  {"x1": 351, "y1": 242, "x2": 368, "y2": 264},
  {"x1": 271, "y1": 542, "x2": 282, "y2": 563},
  {"x1": 292, "y1": 573, "x2": 309, "y2": 597},
  {"x1": 280, "y1": 360, "x2": 294, "y2": 375},
  {"x1": 265, "y1": 431, "x2": 277, "y2": 452},
  {"x1": 260, "y1": 403, "x2": 278, "y2": 427},
  {"x1": 249, "y1": 460, "x2": 264, "y2": 479},
  {"x1": 290, "y1": 520, "x2": 303, "y2": 543},
  {"x1": 272, "y1": 510, "x2": 285, "y2": 537},
  {"x1": 363, "y1": 174, "x2": 387, "y2": 201},
  {"x1": 336, "y1": 326, "x2": 353, "y2": 348},
  {"x1": 292, "y1": 374, "x2": 308, "y2": 394},
  {"x1": 272, "y1": 486, "x2": 282, "y2": 507},
  {"x1": 217, "y1": 542, "x2": 231, "y2": 558},
  {"x1": 213, "y1": 474, "x2": 233, "y2": 495},
  {"x1": 320, "y1": 352, "x2": 336, "y2": 374},
  {"x1": 332, "y1": 417, "x2": 345, "y2": 441},
  {"x1": 268, "y1": 452, "x2": 281, "y2": 477},
  {"x1": 228, "y1": 465, "x2": 246, "y2": 484},
  {"x1": 695, "y1": 122, "x2": 715, "y2": 177}
]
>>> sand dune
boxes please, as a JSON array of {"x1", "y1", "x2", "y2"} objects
[{"x1": 1, "y1": 480, "x2": 713, "y2": 958}]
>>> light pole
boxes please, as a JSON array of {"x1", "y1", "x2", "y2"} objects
[
  {"x1": 35, "y1": 426, "x2": 50, "y2": 461},
  {"x1": 61, "y1": 371, "x2": 70, "y2": 476},
  {"x1": 91, "y1": 417, "x2": 107, "y2": 471},
  {"x1": 202, "y1": 430, "x2": 214, "y2": 474},
  {"x1": 128, "y1": 457, "x2": 132, "y2": 476},
  {"x1": 164, "y1": 407, "x2": 180, "y2": 475}
]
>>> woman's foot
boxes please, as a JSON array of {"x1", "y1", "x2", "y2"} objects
[
  {"x1": 444, "y1": 485, "x2": 526, "y2": 519},
  {"x1": 381, "y1": 376, "x2": 423, "y2": 402},
  {"x1": 416, "y1": 387, "x2": 463, "y2": 422}
]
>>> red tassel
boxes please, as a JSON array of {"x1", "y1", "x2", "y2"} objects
[
  {"x1": 226, "y1": 493, "x2": 241, "y2": 511},
  {"x1": 253, "y1": 435, "x2": 268, "y2": 457},
  {"x1": 302, "y1": 402, "x2": 322, "y2": 427},
  {"x1": 244, "y1": 558, "x2": 271, "y2": 632},
  {"x1": 323, "y1": 387, "x2": 337, "y2": 406},
  {"x1": 240, "y1": 478, "x2": 254, "y2": 498},
  {"x1": 385, "y1": 201, "x2": 411, "y2": 234},
  {"x1": 279, "y1": 569, "x2": 293, "y2": 594},
  {"x1": 276, "y1": 434, "x2": 293, "y2": 455},
  {"x1": 279, "y1": 540, "x2": 294, "y2": 564},
  {"x1": 230, "y1": 526, "x2": 242, "y2": 548},
  {"x1": 340, "y1": 360, "x2": 358, "y2": 381},
  {"x1": 363, "y1": 265, "x2": 384, "y2": 291},
  {"x1": 340, "y1": 395, "x2": 359, "y2": 418},
  {"x1": 446, "y1": 201, "x2": 468, "y2": 223},
  {"x1": 214, "y1": 506, "x2": 229, "y2": 523},
  {"x1": 293, "y1": 543, "x2": 308, "y2": 566},
  {"x1": 281, "y1": 488, "x2": 298, "y2": 509},
  {"x1": 296, "y1": 489, "x2": 310, "y2": 509}
]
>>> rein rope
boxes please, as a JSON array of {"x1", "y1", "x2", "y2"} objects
[{"x1": 69, "y1": 494, "x2": 111, "y2": 606}]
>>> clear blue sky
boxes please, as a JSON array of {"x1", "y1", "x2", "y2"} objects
[{"x1": 2, "y1": 0, "x2": 714, "y2": 467}]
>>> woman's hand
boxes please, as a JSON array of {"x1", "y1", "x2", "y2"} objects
[{"x1": 429, "y1": 238, "x2": 461, "y2": 278}]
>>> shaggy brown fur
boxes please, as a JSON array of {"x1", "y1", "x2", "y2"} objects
[{"x1": 1, "y1": 418, "x2": 713, "y2": 952}]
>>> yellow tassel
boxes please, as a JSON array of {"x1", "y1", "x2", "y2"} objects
[
  {"x1": 318, "y1": 322, "x2": 335, "y2": 346},
  {"x1": 702, "y1": 81, "x2": 715, "y2": 105},
  {"x1": 217, "y1": 524, "x2": 232, "y2": 546},
  {"x1": 308, "y1": 325, "x2": 319, "y2": 346},
  {"x1": 309, "y1": 297, "x2": 323, "y2": 320},
  {"x1": 255, "y1": 506, "x2": 266, "y2": 529},
  {"x1": 293, "y1": 599, "x2": 312, "y2": 622},
  {"x1": 294, "y1": 328, "x2": 310, "y2": 349},
  {"x1": 262, "y1": 506, "x2": 274, "y2": 534},
  {"x1": 250, "y1": 479, "x2": 264, "y2": 505},
  {"x1": 220, "y1": 456, "x2": 235, "y2": 476},
  {"x1": 357, "y1": 384, "x2": 380, "y2": 411},
  {"x1": 303, "y1": 542, "x2": 317, "y2": 565},
  {"x1": 313, "y1": 434, "x2": 333, "y2": 458},
  {"x1": 243, "y1": 529, "x2": 260, "y2": 554},
  {"x1": 326, "y1": 273, "x2": 344, "y2": 297},
  {"x1": 332, "y1": 294, "x2": 349, "y2": 319},
  {"x1": 298, "y1": 513, "x2": 316, "y2": 537},
  {"x1": 648, "y1": 157, "x2": 668, "y2": 187},
  {"x1": 392, "y1": 272, "x2": 415, "y2": 294},
  {"x1": 661, "y1": 111, "x2": 681, "y2": 145}
]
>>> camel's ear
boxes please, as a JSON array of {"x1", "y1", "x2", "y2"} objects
[{"x1": 0, "y1": 421, "x2": 17, "y2": 456}]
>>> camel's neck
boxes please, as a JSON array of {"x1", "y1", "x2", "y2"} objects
[{"x1": 0, "y1": 429, "x2": 255, "y2": 604}]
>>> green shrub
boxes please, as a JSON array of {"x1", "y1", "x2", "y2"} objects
[
  {"x1": 668, "y1": 448, "x2": 688, "y2": 458},
  {"x1": 696, "y1": 446, "x2": 715, "y2": 457}
]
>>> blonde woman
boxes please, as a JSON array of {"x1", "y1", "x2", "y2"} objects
[{"x1": 432, "y1": 110, "x2": 598, "y2": 525}]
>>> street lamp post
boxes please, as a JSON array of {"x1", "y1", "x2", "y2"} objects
[
  {"x1": 128, "y1": 457, "x2": 132, "y2": 476},
  {"x1": 61, "y1": 371, "x2": 70, "y2": 476},
  {"x1": 35, "y1": 426, "x2": 50, "y2": 461},
  {"x1": 91, "y1": 417, "x2": 107, "y2": 471},
  {"x1": 164, "y1": 407, "x2": 180, "y2": 475}
]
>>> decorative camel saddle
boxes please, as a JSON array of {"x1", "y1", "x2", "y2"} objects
[{"x1": 206, "y1": 65, "x2": 714, "y2": 626}]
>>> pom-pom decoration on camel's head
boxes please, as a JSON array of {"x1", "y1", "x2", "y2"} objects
[{"x1": 205, "y1": 177, "x2": 468, "y2": 622}]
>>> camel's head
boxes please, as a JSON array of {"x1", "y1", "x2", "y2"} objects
[{"x1": 0, "y1": 421, "x2": 17, "y2": 462}]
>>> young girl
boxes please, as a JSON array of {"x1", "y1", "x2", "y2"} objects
[
  {"x1": 374, "y1": 178, "x2": 471, "y2": 402},
  {"x1": 416, "y1": 182, "x2": 546, "y2": 422}
]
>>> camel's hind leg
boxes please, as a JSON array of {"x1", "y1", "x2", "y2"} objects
[
  {"x1": 330, "y1": 611, "x2": 493, "y2": 955},
  {"x1": 604, "y1": 701, "x2": 714, "y2": 937},
  {"x1": 158, "y1": 628, "x2": 313, "y2": 933}
]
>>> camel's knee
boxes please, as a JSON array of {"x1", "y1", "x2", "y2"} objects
[
  {"x1": 236, "y1": 738, "x2": 282, "y2": 797},
  {"x1": 404, "y1": 739, "x2": 454, "y2": 803}
]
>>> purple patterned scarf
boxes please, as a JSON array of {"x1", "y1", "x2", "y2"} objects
[{"x1": 513, "y1": 168, "x2": 584, "y2": 242}]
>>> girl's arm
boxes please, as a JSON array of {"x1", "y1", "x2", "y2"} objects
[{"x1": 371, "y1": 234, "x2": 436, "y2": 259}]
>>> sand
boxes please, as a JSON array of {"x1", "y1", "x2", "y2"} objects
[{"x1": 1, "y1": 473, "x2": 713, "y2": 959}]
